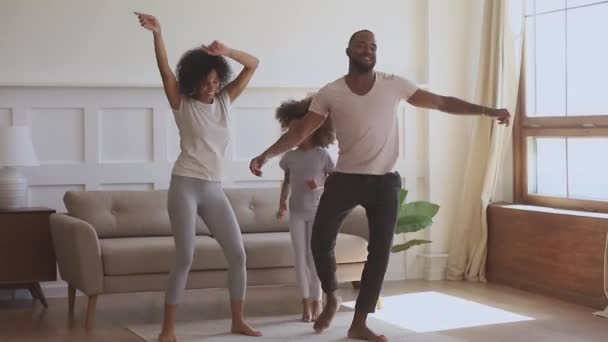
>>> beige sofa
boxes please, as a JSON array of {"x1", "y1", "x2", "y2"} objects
[{"x1": 50, "y1": 188, "x2": 369, "y2": 328}]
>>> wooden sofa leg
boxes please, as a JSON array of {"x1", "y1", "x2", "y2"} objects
[
  {"x1": 68, "y1": 284, "x2": 76, "y2": 316},
  {"x1": 351, "y1": 281, "x2": 361, "y2": 289},
  {"x1": 85, "y1": 295, "x2": 98, "y2": 330}
]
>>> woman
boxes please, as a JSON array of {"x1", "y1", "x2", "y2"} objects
[{"x1": 135, "y1": 12, "x2": 261, "y2": 342}]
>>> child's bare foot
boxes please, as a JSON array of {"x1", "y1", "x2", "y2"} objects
[
  {"x1": 302, "y1": 299, "x2": 313, "y2": 322},
  {"x1": 347, "y1": 324, "x2": 388, "y2": 342},
  {"x1": 157, "y1": 330, "x2": 177, "y2": 342},
  {"x1": 313, "y1": 293, "x2": 339, "y2": 333},
  {"x1": 231, "y1": 320, "x2": 262, "y2": 337},
  {"x1": 311, "y1": 299, "x2": 322, "y2": 321}
]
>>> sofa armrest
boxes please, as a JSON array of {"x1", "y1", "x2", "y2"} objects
[
  {"x1": 340, "y1": 206, "x2": 369, "y2": 241},
  {"x1": 50, "y1": 214, "x2": 104, "y2": 295}
]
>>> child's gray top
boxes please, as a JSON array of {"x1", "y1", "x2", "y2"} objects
[{"x1": 279, "y1": 147, "x2": 335, "y2": 215}]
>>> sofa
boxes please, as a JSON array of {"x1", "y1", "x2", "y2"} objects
[{"x1": 50, "y1": 188, "x2": 370, "y2": 328}]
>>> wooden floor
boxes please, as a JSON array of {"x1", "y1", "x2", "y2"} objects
[{"x1": 1, "y1": 280, "x2": 607, "y2": 341}]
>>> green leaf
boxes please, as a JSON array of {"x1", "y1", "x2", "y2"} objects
[
  {"x1": 399, "y1": 201, "x2": 440, "y2": 218},
  {"x1": 395, "y1": 215, "x2": 433, "y2": 234},
  {"x1": 399, "y1": 189, "x2": 408, "y2": 207},
  {"x1": 391, "y1": 239, "x2": 432, "y2": 253}
]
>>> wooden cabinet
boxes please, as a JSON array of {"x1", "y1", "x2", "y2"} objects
[
  {"x1": 487, "y1": 204, "x2": 608, "y2": 309},
  {"x1": 0, "y1": 207, "x2": 56, "y2": 307}
]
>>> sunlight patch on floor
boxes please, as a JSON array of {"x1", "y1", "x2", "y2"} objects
[{"x1": 342, "y1": 291, "x2": 534, "y2": 333}]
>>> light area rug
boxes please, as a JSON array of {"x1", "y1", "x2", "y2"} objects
[{"x1": 128, "y1": 310, "x2": 412, "y2": 342}]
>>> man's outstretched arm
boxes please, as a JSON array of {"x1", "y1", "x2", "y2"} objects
[
  {"x1": 249, "y1": 112, "x2": 326, "y2": 176},
  {"x1": 407, "y1": 89, "x2": 511, "y2": 125}
]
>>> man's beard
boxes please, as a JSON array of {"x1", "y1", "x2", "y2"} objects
[{"x1": 350, "y1": 59, "x2": 375, "y2": 73}]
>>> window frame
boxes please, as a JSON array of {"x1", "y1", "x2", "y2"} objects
[{"x1": 514, "y1": 37, "x2": 608, "y2": 213}]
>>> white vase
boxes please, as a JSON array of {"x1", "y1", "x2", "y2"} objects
[{"x1": 0, "y1": 167, "x2": 28, "y2": 209}]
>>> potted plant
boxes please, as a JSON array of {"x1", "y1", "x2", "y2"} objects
[{"x1": 391, "y1": 189, "x2": 440, "y2": 253}]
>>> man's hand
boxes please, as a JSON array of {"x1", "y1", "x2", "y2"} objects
[
  {"x1": 202, "y1": 40, "x2": 230, "y2": 56},
  {"x1": 134, "y1": 12, "x2": 161, "y2": 33},
  {"x1": 276, "y1": 203, "x2": 287, "y2": 219},
  {"x1": 487, "y1": 108, "x2": 511, "y2": 126},
  {"x1": 249, "y1": 154, "x2": 268, "y2": 177}
]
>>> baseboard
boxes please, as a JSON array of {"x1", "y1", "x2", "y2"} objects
[
  {"x1": 417, "y1": 252, "x2": 448, "y2": 280},
  {"x1": 0, "y1": 281, "x2": 71, "y2": 301},
  {"x1": 384, "y1": 269, "x2": 407, "y2": 281},
  {"x1": 42, "y1": 281, "x2": 72, "y2": 298},
  {"x1": 0, "y1": 288, "x2": 53, "y2": 300},
  {"x1": 39, "y1": 269, "x2": 427, "y2": 299},
  {"x1": 1, "y1": 285, "x2": 67, "y2": 301},
  {"x1": 0, "y1": 289, "x2": 16, "y2": 300}
]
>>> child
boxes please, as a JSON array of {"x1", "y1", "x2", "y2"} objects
[{"x1": 275, "y1": 97, "x2": 335, "y2": 322}]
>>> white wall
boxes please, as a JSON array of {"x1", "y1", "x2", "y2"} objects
[
  {"x1": 0, "y1": 0, "x2": 431, "y2": 298},
  {"x1": 0, "y1": 0, "x2": 424, "y2": 87}
]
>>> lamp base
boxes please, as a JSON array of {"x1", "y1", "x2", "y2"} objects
[{"x1": 0, "y1": 167, "x2": 28, "y2": 209}]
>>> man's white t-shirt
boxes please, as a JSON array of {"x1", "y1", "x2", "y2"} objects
[
  {"x1": 171, "y1": 91, "x2": 231, "y2": 181},
  {"x1": 309, "y1": 72, "x2": 419, "y2": 175}
]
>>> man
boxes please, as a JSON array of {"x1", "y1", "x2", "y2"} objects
[{"x1": 249, "y1": 30, "x2": 510, "y2": 342}]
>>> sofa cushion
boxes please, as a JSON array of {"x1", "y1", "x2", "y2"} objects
[
  {"x1": 100, "y1": 236, "x2": 226, "y2": 276},
  {"x1": 224, "y1": 188, "x2": 289, "y2": 233},
  {"x1": 99, "y1": 232, "x2": 368, "y2": 276},
  {"x1": 242, "y1": 232, "x2": 368, "y2": 268},
  {"x1": 64, "y1": 190, "x2": 210, "y2": 238}
]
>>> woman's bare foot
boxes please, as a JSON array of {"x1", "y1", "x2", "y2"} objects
[
  {"x1": 313, "y1": 292, "x2": 339, "y2": 333},
  {"x1": 230, "y1": 300, "x2": 262, "y2": 336},
  {"x1": 158, "y1": 304, "x2": 178, "y2": 342},
  {"x1": 347, "y1": 324, "x2": 388, "y2": 342},
  {"x1": 231, "y1": 320, "x2": 262, "y2": 337},
  {"x1": 311, "y1": 299, "x2": 322, "y2": 321},
  {"x1": 302, "y1": 299, "x2": 313, "y2": 322},
  {"x1": 157, "y1": 330, "x2": 177, "y2": 342}
]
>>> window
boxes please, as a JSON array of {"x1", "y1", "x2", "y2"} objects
[{"x1": 516, "y1": 0, "x2": 608, "y2": 212}]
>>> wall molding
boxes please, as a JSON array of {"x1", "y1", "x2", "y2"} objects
[{"x1": 0, "y1": 85, "x2": 427, "y2": 288}]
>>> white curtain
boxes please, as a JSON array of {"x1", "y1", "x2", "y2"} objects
[{"x1": 446, "y1": 0, "x2": 525, "y2": 281}]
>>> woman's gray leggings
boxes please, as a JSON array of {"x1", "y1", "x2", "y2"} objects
[{"x1": 165, "y1": 175, "x2": 246, "y2": 304}]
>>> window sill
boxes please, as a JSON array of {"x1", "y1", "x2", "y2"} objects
[{"x1": 494, "y1": 203, "x2": 608, "y2": 219}]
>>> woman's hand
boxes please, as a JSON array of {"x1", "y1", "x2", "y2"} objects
[
  {"x1": 134, "y1": 12, "x2": 161, "y2": 34},
  {"x1": 202, "y1": 40, "x2": 231, "y2": 56}
]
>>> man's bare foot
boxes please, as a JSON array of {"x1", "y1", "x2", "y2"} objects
[
  {"x1": 157, "y1": 330, "x2": 177, "y2": 342},
  {"x1": 313, "y1": 293, "x2": 339, "y2": 333},
  {"x1": 231, "y1": 320, "x2": 262, "y2": 337},
  {"x1": 347, "y1": 324, "x2": 388, "y2": 342},
  {"x1": 302, "y1": 299, "x2": 313, "y2": 322},
  {"x1": 311, "y1": 299, "x2": 322, "y2": 321}
]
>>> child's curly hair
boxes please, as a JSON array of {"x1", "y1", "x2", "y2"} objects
[{"x1": 275, "y1": 96, "x2": 335, "y2": 148}]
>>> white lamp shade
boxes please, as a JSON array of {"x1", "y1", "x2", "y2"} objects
[{"x1": 0, "y1": 125, "x2": 39, "y2": 167}]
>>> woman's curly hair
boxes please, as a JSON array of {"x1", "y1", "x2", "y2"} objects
[
  {"x1": 275, "y1": 96, "x2": 335, "y2": 148},
  {"x1": 176, "y1": 48, "x2": 232, "y2": 98}
]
